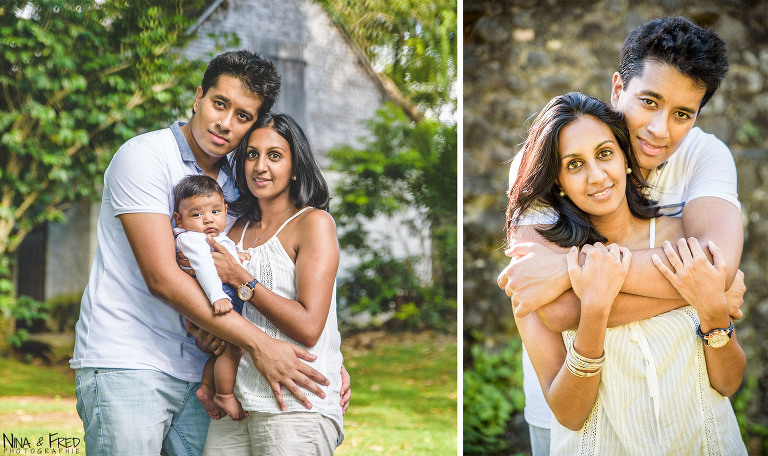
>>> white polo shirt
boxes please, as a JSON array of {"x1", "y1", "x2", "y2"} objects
[
  {"x1": 71, "y1": 122, "x2": 238, "y2": 382},
  {"x1": 509, "y1": 127, "x2": 740, "y2": 428}
]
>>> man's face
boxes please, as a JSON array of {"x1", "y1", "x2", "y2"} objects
[
  {"x1": 188, "y1": 74, "x2": 263, "y2": 161},
  {"x1": 611, "y1": 60, "x2": 706, "y2": 176}
]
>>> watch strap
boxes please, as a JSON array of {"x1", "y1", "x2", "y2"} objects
[
  {"x1": 237, "y1": 278, "x2": 259, "y2": 301},
  {"x1": 240, "y1": 278, "x2": 259, "y2": 291},
  {"x1": 696, "y1": 321, "x2": 734, "y2": 344}
]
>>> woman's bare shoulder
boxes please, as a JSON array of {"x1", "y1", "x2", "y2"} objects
[
  {"x1": 296, "y1": 207, "x2": 337, "y2": 231},
  {"x1": 654, "y1": 215, "x2": 685, "y2": 245},
  {"x1": 226, "y1": 217, "x2": 249, "y2": 240}
]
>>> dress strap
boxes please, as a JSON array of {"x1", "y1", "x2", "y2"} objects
[
  {"x1": 237, "y1": 220, "x2": 252, "y2": 248},
  {"x1": 274, "y1": 207, "x2": 313, "y2": 236},
  {"x1": 649, "y1": 218, "x2": 656, "y2": 249}
]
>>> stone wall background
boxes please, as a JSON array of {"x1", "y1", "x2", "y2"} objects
[{"x1": 463, "y1": 0, "x2": 768, "y2": 450}]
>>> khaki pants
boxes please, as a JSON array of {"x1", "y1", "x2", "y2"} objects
[{"x1": 203, "y1": 411, "x2": 341, "y2": 456}]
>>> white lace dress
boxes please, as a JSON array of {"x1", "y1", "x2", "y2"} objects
[
  {"x1": 233, "y1": 207, "x2": 344, "y2": 445},
  {"x1": 550, "y1": 219, "x2": 746, "y2": 455}
]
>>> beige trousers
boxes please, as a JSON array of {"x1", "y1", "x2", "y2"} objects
[{"x1": 202, "y1": 411, "x2": 341, "y2": 456}]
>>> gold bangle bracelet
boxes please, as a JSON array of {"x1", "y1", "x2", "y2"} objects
[
  {"x1": 565, "y1": 345, "x2": 604, "y2": 377},
  {"x1": 565, "y1": 360, "x2": 602, "y2": 377},
  {"x1": 565, "y1": 354, "x2": 601, "y2": 373},
  {"x1": 570, "y1": 345, "x2": 605, "y2": 364}
]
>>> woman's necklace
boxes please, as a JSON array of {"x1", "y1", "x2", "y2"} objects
[
  {"x1": 620, "y1": 217, "x2": 636, "y2": 246},
  {"x1": 249, "y1": 207, "x2": 294, "y2": 249}
]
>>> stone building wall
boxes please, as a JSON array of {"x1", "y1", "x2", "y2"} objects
[{"x1": 463, "y1": 0, "x2": 768, "y2": 450}]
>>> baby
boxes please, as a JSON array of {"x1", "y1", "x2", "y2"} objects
[{"x1": 172, "y1": 175, "x2": 248, "y2": 421}]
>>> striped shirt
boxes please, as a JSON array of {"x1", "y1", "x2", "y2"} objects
[{"x1": 550, "y1": 219, "x2": 746, "y2": 455}]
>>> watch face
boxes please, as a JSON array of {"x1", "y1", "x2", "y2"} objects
[
  {"x1": 238, "y1": 285, "x2": 253, "y2": 301},
  {"x1": 708, "y1": 334, "x2": 729, "y2": 348}
]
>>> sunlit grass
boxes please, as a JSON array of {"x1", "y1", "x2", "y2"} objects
[
  {"x1": 0, "y1": 331, "x2": 458, "y2": 456},
  {"x1": 337, "y1": 332, "x2": 458, "y2": 455},
  {"x1": 0, "y1": 355, "x2": 75, "y2": 397}
]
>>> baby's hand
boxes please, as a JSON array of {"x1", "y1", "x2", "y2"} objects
[
  {"x1": 213, "y1": 298, "x2": 233, "y2": 315},
  {"x1": 237, "y1": 251, "x2": 251, "y2": 265}
]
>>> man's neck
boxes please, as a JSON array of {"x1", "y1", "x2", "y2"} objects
[{"x1": 181, "y1": 123, "x2": 222, "y2": 178}]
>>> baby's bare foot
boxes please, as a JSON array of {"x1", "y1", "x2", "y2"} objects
[
  {"x1": 196, "y1": 383, "x2": 225, "y2": 419},
  {"x1": 215, "y1": 393, "x2": 249, "y2": 421}
]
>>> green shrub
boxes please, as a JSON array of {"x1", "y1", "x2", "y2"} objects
[
  {"x1": 732, "y1": 373, "x2": 768, "y2": 454},
  {"x1": 338, "y1": 251, "x2": 456, "y2": 331},
  {"x1": 46, "y1": 292, "x2": 82, "y2": 332},
  {"x1": 7, "y1": 295, "x2": 48, "y2": 348},
  {"x1": 463, "y1": 336, "x2": 525, "y2": 454},
  {"x1": 328, "y1": 104, "x2": 457, "y2": 333}
]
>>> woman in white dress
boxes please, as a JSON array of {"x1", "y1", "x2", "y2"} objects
[
  {"x1": 506, "y1": 92, "x2": 747, "y2": 455},
  {"x1": 202, "y1": 112, "x2": 344, "y2": 455}
]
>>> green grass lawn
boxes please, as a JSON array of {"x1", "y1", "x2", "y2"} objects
[
  {"x1": 338, "y1": 332, "x2": 458, "y2": 455},
  {"x1": 0, "y1": 331, "x2": 457, "y2": 455}
]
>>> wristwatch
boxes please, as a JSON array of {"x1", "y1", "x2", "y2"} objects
[
  {"x1": 237, "y1": 278, "x2": 259, "y2": 301},
  {"x1": 696, "y1": 321, "x2": 734, "y2": 348}
]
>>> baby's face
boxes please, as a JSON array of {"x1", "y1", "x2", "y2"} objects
[{"x1": 175, "y1": 193, "x2": 227, "y2": 235}]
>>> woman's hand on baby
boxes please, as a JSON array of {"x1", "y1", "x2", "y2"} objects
[
  {"x1": 567, "y1": 242, "x2": 631, "y2": 316},
  {"x1": 652, "y1": 238, "x2": 729, "y2": 321},
  {"x1": 208, "y1": 235, "x2": 249, "y2": 285}
]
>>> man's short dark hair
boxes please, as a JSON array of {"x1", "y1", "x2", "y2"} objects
[
  {"x1": 200, "y1": 50, "x2": 282, "y2": 117},
  {"x1": 618, "y1": 16, "x2": 729, "y2": 110},
  {"x1": 173, "y1": 175, "x2": 225, "y2": 213}
]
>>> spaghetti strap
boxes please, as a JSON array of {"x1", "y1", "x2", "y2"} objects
[
  {"x1": 649, "y1": 218, "x2": 656, "y2": 249},
  {"x1": 274, "y1": 207, "x2": 313, "y2": 236},
  {"x1": 237, "y1": 220, "x2": 252, "y2": 248}
]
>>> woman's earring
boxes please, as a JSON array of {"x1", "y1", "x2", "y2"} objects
[
  {"x1": 559, "y1": 190, "x2": 565, "y2": 197},
  {"x1": 626, "y1": 167, "x2": 632, "y2": 175},
  {"x1": 291, "y1": 175, "x2": 297, "y2": 181}
]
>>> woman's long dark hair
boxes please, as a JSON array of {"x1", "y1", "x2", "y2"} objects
[
  {"x1": 229, "y1": 112, "x2": 330, "y2": 221},
  {"x1": 506, "y1": 92, "x2": 657, "y2": 248}
]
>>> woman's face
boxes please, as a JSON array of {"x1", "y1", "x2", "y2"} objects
[
  {"x1": 243, "y1": 126, "x2": 294, "y2": 202},
  {"x1": 556, "y1": 115, "x2": 628, "y2": 218}
]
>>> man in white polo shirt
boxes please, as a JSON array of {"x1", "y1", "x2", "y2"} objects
[
  {"x1": 498, "y1": 17, "x2": 745, "y2": 456},
  {"x1": 71, "y1": 50, "x2": 348, "y2": 455}
]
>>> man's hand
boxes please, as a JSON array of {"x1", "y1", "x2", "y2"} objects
[
  {"x1": 498, "y1": 240, "x2": 570, "y2": 317},
  {"x1": 176, "y1": 251, "x2": 195, "y2": 277},
  {"x1": 186, "y1": 318, "x2": 226, "y2": 355},
  {"x1": 340, "y1": 364, "x2": 351, "y2": 415},
  {"x1": 250, "y1": 336, "x2": 330, "y2": 412},
  {"x1": 725, "y1": 269, "x2": 746, "y2": 321}
]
